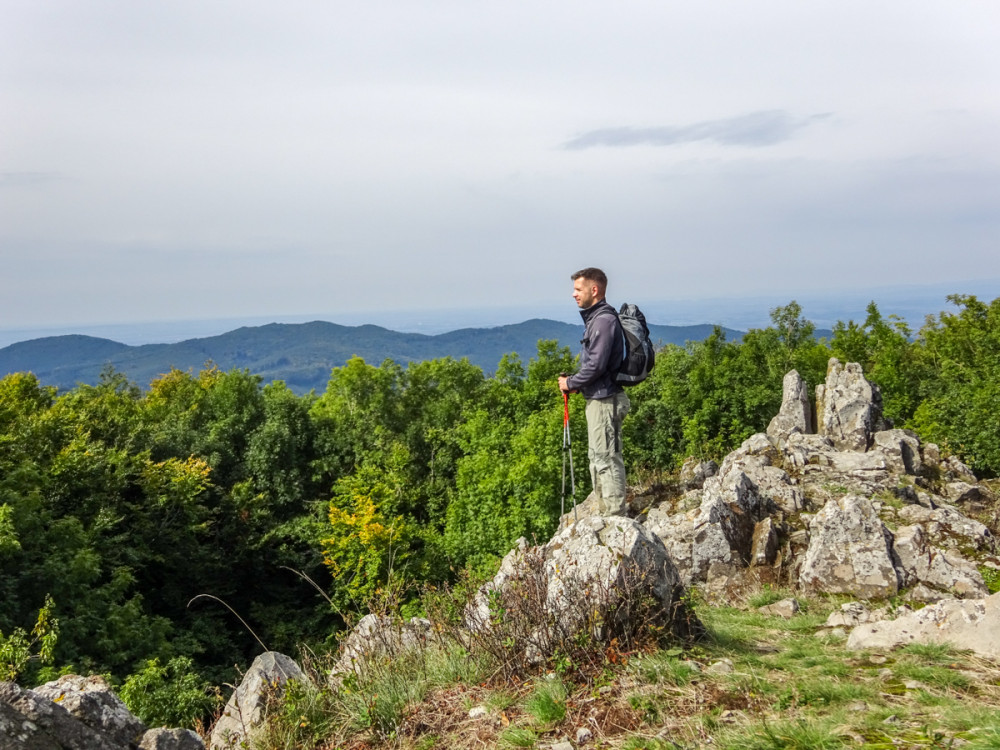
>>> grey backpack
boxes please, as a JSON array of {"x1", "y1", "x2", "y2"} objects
[{"x1": 600, "y1": 303, "x2": 656, "y2": 386}]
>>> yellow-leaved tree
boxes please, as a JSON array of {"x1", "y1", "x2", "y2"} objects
[{"x1": 321, "y1": 458, "x2": 415, "y2": 610}]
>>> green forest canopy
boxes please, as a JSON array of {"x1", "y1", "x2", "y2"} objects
[{"x1": 0, "y1": 295, "x2": 997, "y2": 725}]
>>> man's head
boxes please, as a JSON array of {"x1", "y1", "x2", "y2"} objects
[{"x1": 571, "y1": 267, "x2": 607, "y2": 310}]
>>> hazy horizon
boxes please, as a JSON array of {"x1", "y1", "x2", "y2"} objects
[{"x1": 2, "y1": 278, "x2": 997, "y2": 350}]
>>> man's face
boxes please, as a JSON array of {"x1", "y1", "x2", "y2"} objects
[{"x1": 573, "y1": 277, "x2": 598, "y2": 309}]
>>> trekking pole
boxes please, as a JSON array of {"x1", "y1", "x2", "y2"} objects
[{"x1": 561, "y1": 387, "x2": 578, "y2": 523}]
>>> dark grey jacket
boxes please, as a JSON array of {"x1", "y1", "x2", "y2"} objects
[{"x1": 566, "y1": 300, "x2": 625, "y2": 399}]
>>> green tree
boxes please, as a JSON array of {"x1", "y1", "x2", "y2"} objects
[
  {"x1": 910, "y1": 295, "x2": 1000, "y2": 476},
  {"x1": 443, "y1": 341, "x2": 582, "y2": 569}
]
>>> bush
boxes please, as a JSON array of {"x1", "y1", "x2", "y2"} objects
[{"x1": 119, "y1": 656, "x2": 217, "y2": 728}]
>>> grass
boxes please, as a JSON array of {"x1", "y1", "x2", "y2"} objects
[
  {"x1": 523, "y1": 676, "x2": 567, "y2": 728},
  {"x1": 243, "y1": 593, "x2": 1000, "y2": 749},
  {"x1": 498, "y1": 727, "x2": 537, "y2": 747}
]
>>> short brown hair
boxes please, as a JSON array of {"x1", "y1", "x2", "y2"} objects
[{"x1": 571, "y1": 267, "x2": 608, "y2": 292}]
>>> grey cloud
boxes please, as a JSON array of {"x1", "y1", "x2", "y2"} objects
[{"x1": 563, "y1": 110, "x2": 831, "y2": 150}]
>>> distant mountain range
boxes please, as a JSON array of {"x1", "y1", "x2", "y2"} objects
[{"x1": 0, "y1": 318, "x2": 745, "y2": 395}]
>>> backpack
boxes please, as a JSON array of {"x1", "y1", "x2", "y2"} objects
[{"x1": 600, "y1": 303, "x2": 656, "y2": 386}]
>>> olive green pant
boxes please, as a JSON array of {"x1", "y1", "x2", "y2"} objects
[{"x1": 585, "y1": 390, "x2": 631, "y2": 515}]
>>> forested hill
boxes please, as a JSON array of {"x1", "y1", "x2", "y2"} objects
[{"x1": 0, "y1": 318, "x2": 743, "y2": 393}]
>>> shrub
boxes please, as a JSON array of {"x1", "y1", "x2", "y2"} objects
[{"x1": 119, "y1": 656, "x2": 217, "y2": 728}]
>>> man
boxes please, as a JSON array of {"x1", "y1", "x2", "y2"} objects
[{"x1": 557, "y1": 268, "x2": 630, "y2": 515}]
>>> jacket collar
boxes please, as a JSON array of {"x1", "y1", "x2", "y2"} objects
[{"x1": 579, "y1": 298, "x2": 611, "y2": 323}]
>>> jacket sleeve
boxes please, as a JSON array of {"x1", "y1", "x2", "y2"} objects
[{"x1": 566, "y1": 312, "x2": 618, "y2": 390}]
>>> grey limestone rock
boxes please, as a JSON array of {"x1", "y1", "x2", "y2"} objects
[
  {"x1": 645, "y1": 451, "x2": 781, "y2": 585},
  {"x1": 679, "y1": 457, "x2": 718, "y2": 490},
  {"x1": 644, "y1": 503, "x2": 701, "y2": 586},
  {"x1": 847, "y1": 593, "x2": 1000, "y2": 659},
  {"x1": 758, "y1": 598, "x2": 800, "y2": 619},
  {"x1": 940, "y1": 455, "x2": 978, "y2": 483},
  {"x1": 31, "y1": 674, "x2": 146, "y2": 749},
  {"x1": 892, "y1": 524, "x2": 988, "y2": 600},
  {"x1": 782, "y1": 431, "x2": 836, "y2": 470},
  {"x1": 872, "y1": 429, "x2": 922, "y2": 475},
  {"x1": 815, "y1": 358, "x2": 888, "y2": 451},
  {"x1": 140, "y1": 728, "x2": 206, "y2": 750},
  {"x1": 751, "y1": 517, "x2": 778, "y2": 567},
  {"x1": 821, "y1": 450, "x2": 891, "y2": 476},
  {"x1": 767, "y1": 369, "x2": 813, "y2": 445},
  {"x1": 210, "y1": 652, "x2": 305, "y2": 750},
  {"x1": 945, "y1": 481, "x2": 991, "y2": 507},
  {"x1": 333, "y1": 614, "x2": 434, "y2": 678},
  {"x1": 1, "y1": 680, "x2": 124, "y2": 750},
  {"x1": 895, "y1": 504, "x2": 995, "y2": 554},
  {"x1": 469, "y1": 516, "x2": 697, "y2": 663},
  {"x1": 821, "y1": 601, "x2": 886, "y2": 630},
  {"x1": 799, "y1": 495, "x2": 900, "y2": 598}
]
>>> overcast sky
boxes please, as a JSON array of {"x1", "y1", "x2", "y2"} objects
[{"x1": 2, "y1": 1, "x2": 999, "y2": 331}]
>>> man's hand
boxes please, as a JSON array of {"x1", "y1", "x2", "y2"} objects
[{"x1": 558, "y1": 375, "x2": 572, "y2": 393}]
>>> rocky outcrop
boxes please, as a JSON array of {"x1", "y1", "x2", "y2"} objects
[
  {"x1": 643, "y1": 357, "x2": 996, "y2": 604},
  {"x1": 1, "y1": 676, "x2": 204, "y2": 750},
  {"x1": 210, "y1": 651, "x2": 304, "y2": 750}
]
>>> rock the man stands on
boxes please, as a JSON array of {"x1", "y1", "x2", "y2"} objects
[{"x1": 557, "y1": 268, "x2": 630, "y2": 515}]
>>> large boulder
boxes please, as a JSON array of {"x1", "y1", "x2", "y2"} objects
[
  {"x1": 31, "y1": 674, "x2": 147, "y2": 749},
  {"x1": 799, "y1": 495, "x2": 900, "y2": 598},
  {"x1": 847, "y1": 593, "x2": 1000, "y2": 659},
  {"x1": 815, "y1": 358, "x2": 888, "y2": 451},
  {"x1": 467, "y1": 516, "x2": 698, "y2": 663},
  {"x1": 0, "y1": 680, "x2": 124, "y2": 750},
  {"x1": 210, "y1": 652, "x2": 305, "y2": 750}
]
